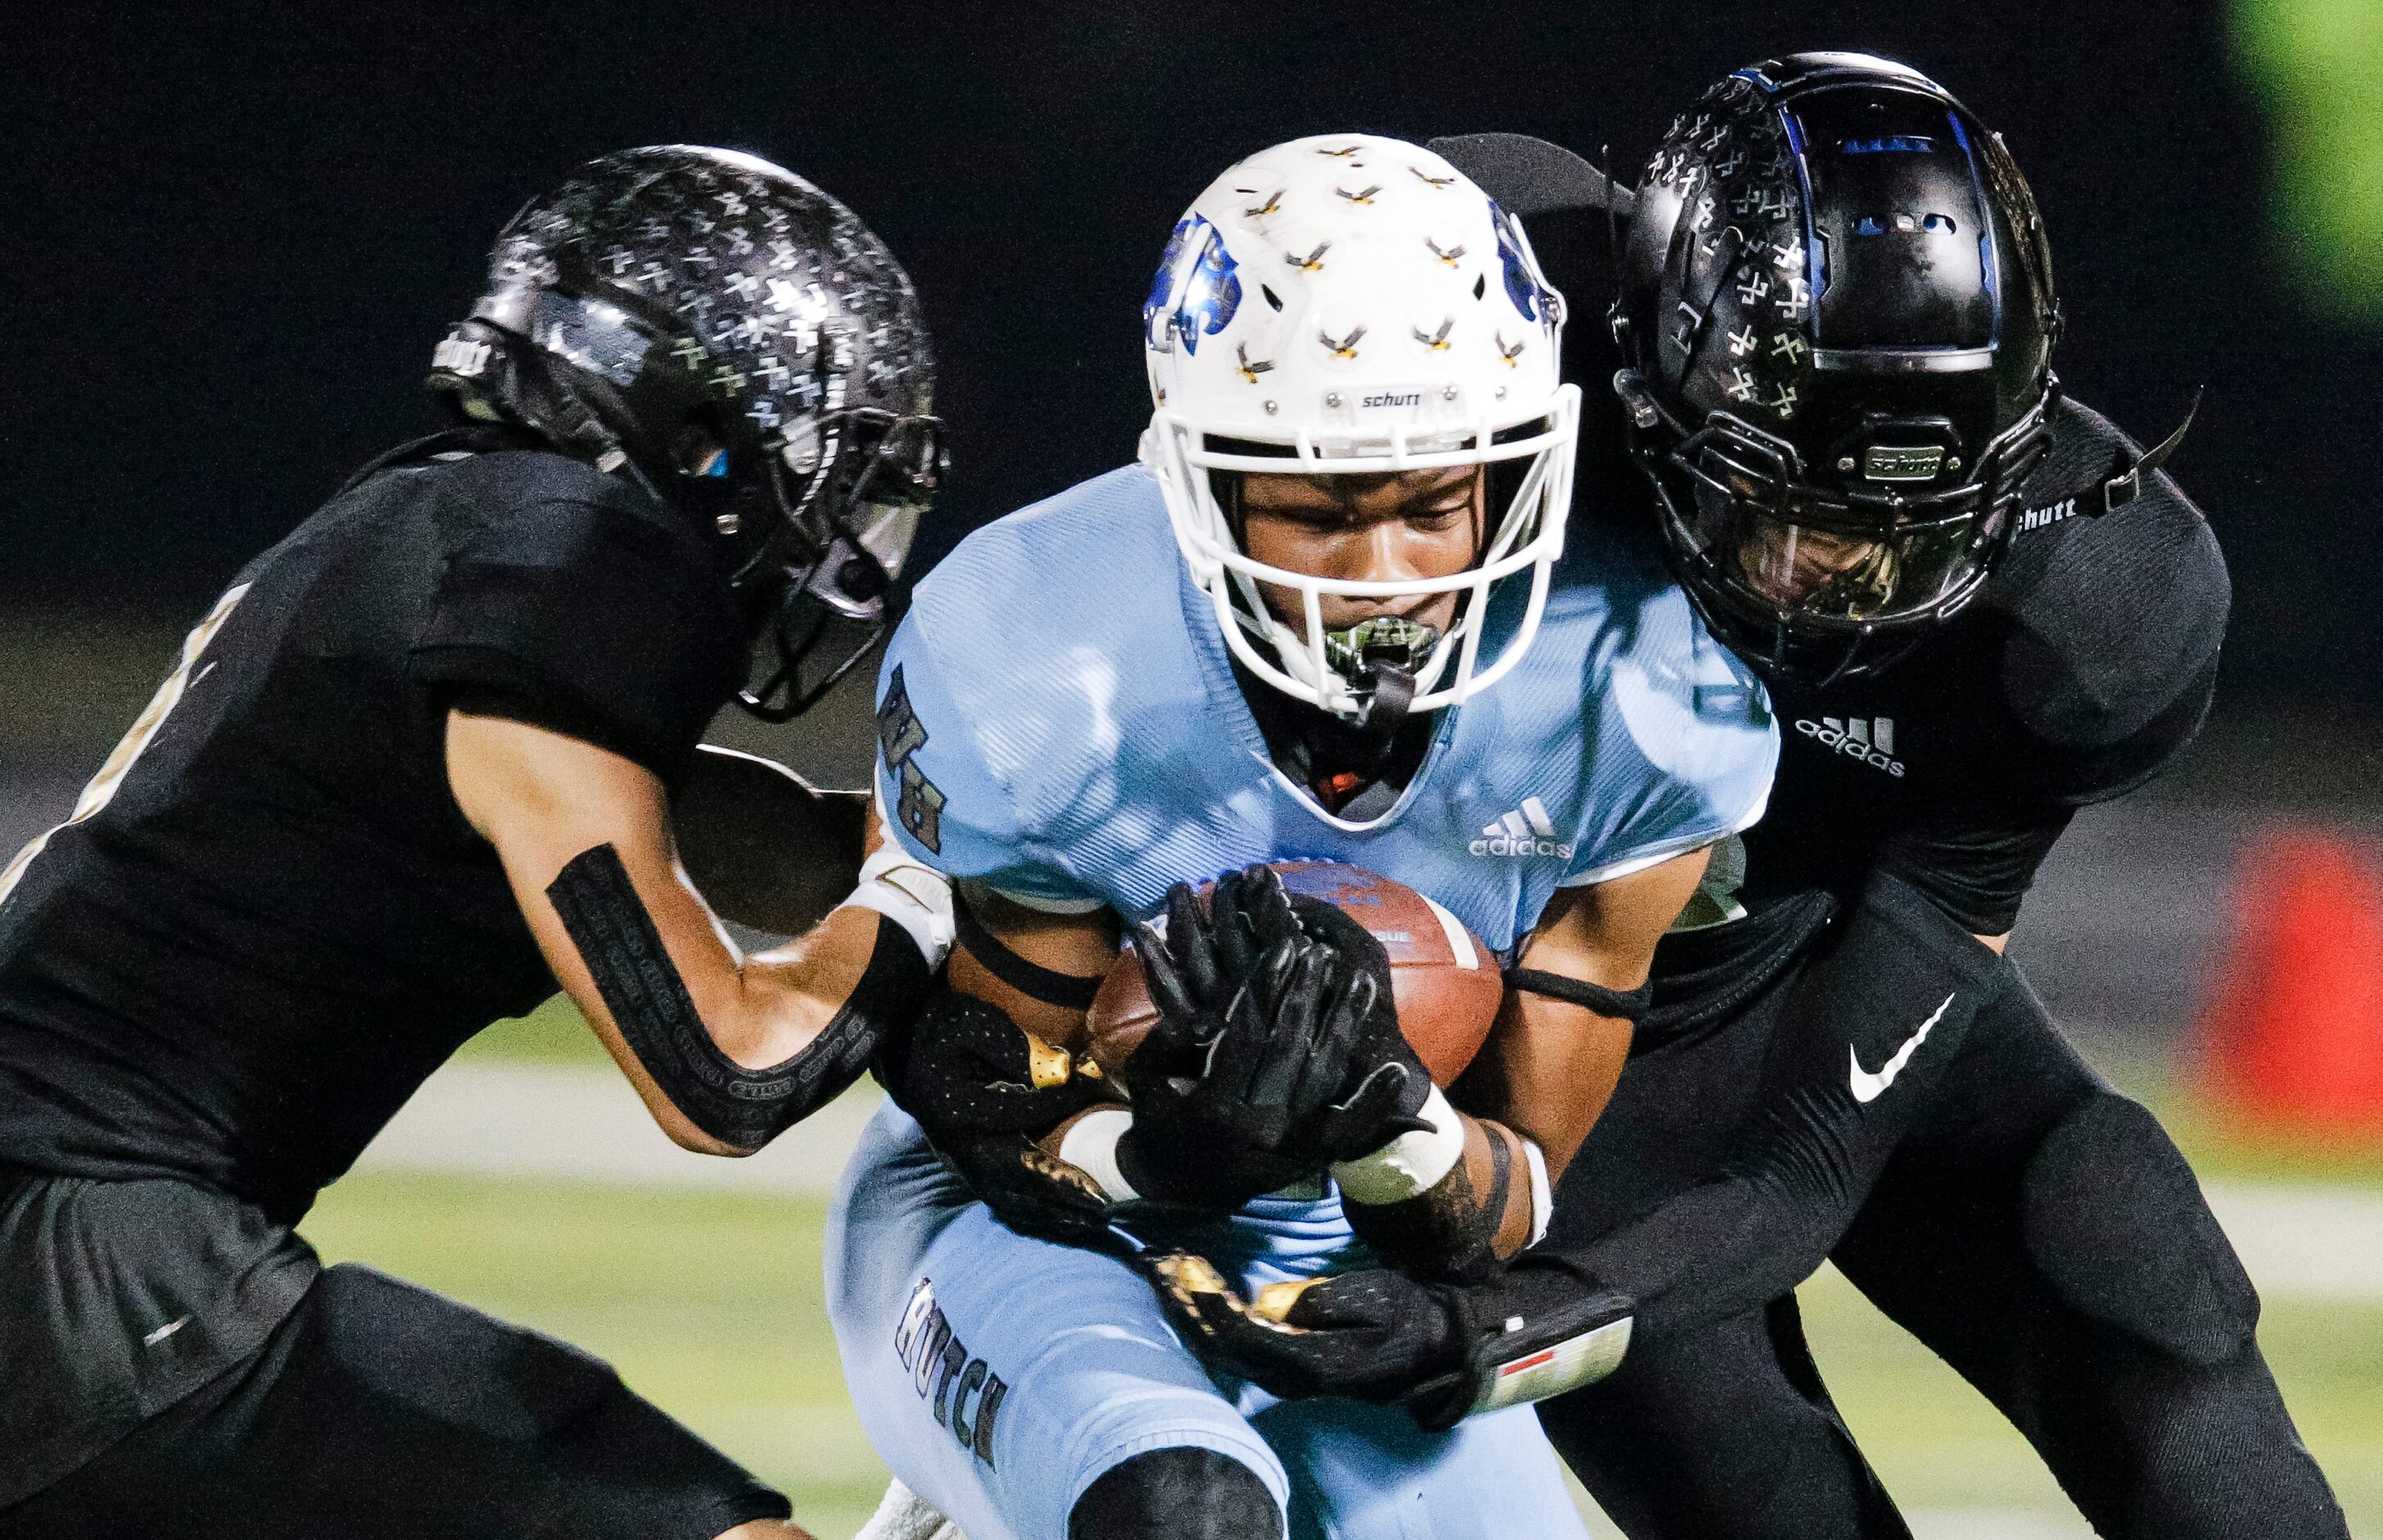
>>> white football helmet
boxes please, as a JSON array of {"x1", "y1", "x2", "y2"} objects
[{"x1": 1141, "y1": 133, "x2": 1580, "y2": 718}]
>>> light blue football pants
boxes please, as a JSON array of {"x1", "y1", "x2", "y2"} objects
[{"x1": 825, "y1": 1100, "x2": 1591, "y2": 1540}]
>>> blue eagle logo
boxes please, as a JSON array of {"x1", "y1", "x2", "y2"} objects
[
  {"x1": 1173, "y1": 219, "x2": 1242, "y2": 356},
  {"x1": 1143, "y1": 216, "x2": 1196, "y2": 349},
  {"x1": 1490, "y1": 203, "x2": 1542, "y2": 323}
]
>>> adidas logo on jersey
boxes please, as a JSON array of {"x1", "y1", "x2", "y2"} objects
[
  {"x1": 1470, "y1": 797, "x2": 1574, "y2": 859},
  {"x1": 2016, "y1": 497, "x2": 2080, "y2": 535},
  {"x1": 1795, "y1": 716, "x2": 1906, "y2": 777}
]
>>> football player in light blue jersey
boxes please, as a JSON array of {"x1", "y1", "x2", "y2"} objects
[{"x1": 828, "y1": 134, "x2": 1777, "y2": 1540}]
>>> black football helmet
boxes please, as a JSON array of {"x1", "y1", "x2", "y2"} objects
[
  {"x1": 1613, "y1": 54, "x2": 2060, "y2": 683},
  {"x1": 430, "y1": 145, "x2": 944, "y2": 719}
]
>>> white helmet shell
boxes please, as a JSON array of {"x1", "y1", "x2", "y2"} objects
[{"x1": 1140, "y1": 133, "x2": 1581, "y2": 717}]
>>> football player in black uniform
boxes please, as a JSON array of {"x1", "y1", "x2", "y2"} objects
[
  {"x1": 1141, "y1": 56, "x2": 2349, "y2": 1539},
  {"x1": 0, "y1": 146, "x2": 955, "y2": 1540}
]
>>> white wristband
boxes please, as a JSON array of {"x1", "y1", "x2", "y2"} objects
[
  {"x1": 1330, "y1": 1083, "x2": 1465, "y2": 1205},
  {"x1": 1523, "y1": 1137, "x2": 1552, "y2": 1247},
  {"x1": 840, "y1": 841, "x2": 956, "y2": 970},
  {"x1": 1055, "y1": 1107, "x2": 1141, "y2": 1203}
]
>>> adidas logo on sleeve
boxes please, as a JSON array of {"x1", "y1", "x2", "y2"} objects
[
  {"x1": 1793, "y1": 716, "x2": 1905, "y2": 777},
  {"x1": 1470, "y1": 796, "x2": 1576, "y2": 859}
]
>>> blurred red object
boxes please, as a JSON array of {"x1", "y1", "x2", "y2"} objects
[{"x1": 2197, "y1": 828, "x2": 2383, "y2": 1136}]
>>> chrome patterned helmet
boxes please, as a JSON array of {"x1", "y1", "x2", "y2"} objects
[
  {"x1": 431, "y1": 145, "x2": 944, "y2": 718},
  {"x1": 1615, "y1": 55, "x2": 2060, "y2": 684}
]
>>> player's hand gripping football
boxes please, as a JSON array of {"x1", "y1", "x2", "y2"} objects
[
  {"x1": 1118, "y1": 867, "x2": 1433, "y2": 1205},
  {"x1": 1144, "y1": 1253, "x2": 1636, "y2": 1433},
  {"x1": 881, "y1": 986, "x2": 1119, "y2": 1250},
  {"x1": 1246, "y1": 868, "x2": 1439, "y2": 1146},
  {"x1": 1118, "y1": 868, "x2": 1429, "y2": 1205}
]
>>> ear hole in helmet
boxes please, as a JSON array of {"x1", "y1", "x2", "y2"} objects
[
  {"x1": 1261, "y1": 284, "x2": 1284, "y2": 312},
  {"x1": 1473, "y1": 273, "x2": 1487, "y2": 300},
  {"x1": 672, "y1": 421, "x2": 729, "y2": 478}
]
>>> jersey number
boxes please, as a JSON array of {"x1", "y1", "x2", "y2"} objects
[
  {"x1": 0, "y1": 585, "x2": 251, "y2": 914},
  {"x1": 876, "y1": 664, "x2": 945, "y2": 854}
]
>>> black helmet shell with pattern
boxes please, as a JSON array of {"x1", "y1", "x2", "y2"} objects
[
  {"x1": 431, "y1": 145, "x2": 944, "y2": 718},
  {"x1": 1615, "y1": 55, "x2": 2058, "y2": 685}
]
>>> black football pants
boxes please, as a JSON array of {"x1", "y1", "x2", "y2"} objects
[
  {"x1": 0, "y1": 1172, "x2": 788, "y2": 1540},
  {"x1": 1537, "y1": 966, "x2": 2349, "y2": 1540}
]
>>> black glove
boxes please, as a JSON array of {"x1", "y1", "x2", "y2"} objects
[
  {"x1": 1145, "y1": 1255, "x2": 1635, "y2": 1433},
  {"x1": 937, "y1": 1129, "x2": 1121, "y2": 1252},
  {"x1": 881, "y1": 982, "x2": 1118, "y2": 1249},
  {"x1": 1225, "y1": 866, "x2": 1436, "y2": 1143},
  {"x1": 1120, "y1": 939, "x2": 1395, "y2": 1205},
  {"x1": 1122, "y1": 871, "x2": 1431, "y2": 1201},
  {"x1": 1146, "y1": 1253, "x2": 1463, "y2": 1400}
]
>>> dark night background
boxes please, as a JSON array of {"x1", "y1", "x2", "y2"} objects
[
  {"x1": 3, "y1": 0, "x2": 2375, "y2": 704},
  {"x1": 8, "y1": 11, "x2": 2383, "y2": 1522}
]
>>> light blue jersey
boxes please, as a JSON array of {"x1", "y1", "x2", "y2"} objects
[
  {"x1": 831, "y1": 465, "x2": 1778, "y2": 1539},
  {"x1": 873, "y1": 464, "x2": 1775, "y2": 955}
]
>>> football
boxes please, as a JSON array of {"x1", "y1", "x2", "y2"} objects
[{"x1": 1082, "y1": 861, "x2": 1504, "y2": 1086}]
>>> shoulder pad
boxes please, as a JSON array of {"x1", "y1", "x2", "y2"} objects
[
  {"x1": 1994, "y1": 397, "x2": 2228, "y2": 758},
  {"x1": 1987, "y1": 398, "x2": 2226, "y2": 801},
  {"x1": 874, "y1": 467, "x2": 1178, "y2": 904}
]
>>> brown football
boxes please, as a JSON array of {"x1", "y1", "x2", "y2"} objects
[{"x1": 1082, "y1": 861, "x2": 1504, "y2": 1086}]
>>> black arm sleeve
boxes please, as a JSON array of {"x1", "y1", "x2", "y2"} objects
[
  {"x1": 413, "y1": 494, "x2": 745, "y2": 784},
  {"x1": 1543, "y1": 870, "x2": 2012, "y2": 1340},
  {"x1": 546, "y1": 845, "x2": 929, "y2": 1150}
]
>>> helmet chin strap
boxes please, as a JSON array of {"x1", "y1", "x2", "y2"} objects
[
  {"x1": 1232, "y1": 613, "x2": 1446, "y2": 814},
  {"x1": 1349, "y1": 658, "x2": 1418, "y2": 755},
  {"x1": 1260, "y1": 610, "x2": 1445, "y2": 718},
  {"x1": 1332, "y1": 617, "x2": 1438, "y2": 762},
  {"x1": 1338, "y1": 614, "x2": 1440, "y2": 753}
]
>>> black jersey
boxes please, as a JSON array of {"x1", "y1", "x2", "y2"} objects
[
  {"x1": 1538, "y1": 394, "x2": 2230, "y2": 1346},
  {"x1": 1678, "y1": 394, "x2": 2226, "y2": 991},
  {"x1": 0, "y1": 429, "x2": 745, "y2": 1223}
]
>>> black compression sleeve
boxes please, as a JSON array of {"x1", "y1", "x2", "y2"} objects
[
  {"x1": 546, "y1": 845, "x2": 929, "y2": 1148},
  {"x1": 1549, "y1": 870, "x2": 2012, "y2": 1339}
]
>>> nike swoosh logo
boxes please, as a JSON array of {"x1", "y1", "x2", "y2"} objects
[{"x1": 1848, "y1": 992, "x2": 1956, "y2": 1105}]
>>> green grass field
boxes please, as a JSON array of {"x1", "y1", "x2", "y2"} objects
[
  {"x1": 308, "y1": 1000, "x2": 2383, "y2": 1540},
  {"x1": 300, "y1": 1171, "x2": 2383, "y2": 1538}
]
